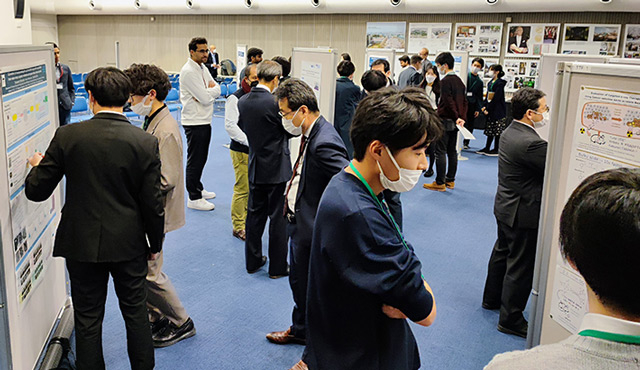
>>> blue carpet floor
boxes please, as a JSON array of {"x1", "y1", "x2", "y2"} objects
[{"x1": 98, "y1": 117, "x2": 527, "y2": 369}]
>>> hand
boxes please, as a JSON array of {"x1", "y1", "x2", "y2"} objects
[
  {"x1": 456, "y1": 118, "x2": 465, "y2": 127},
  {"x1": 28, "y1": 152, "x2": 44, "y2": 167},
  {"x1": 382, "y1": 304, "x2": 408, "y2": 319},
  {"x1": 208, "y1": 81, "x2": 216, "y2": 88},
  {"x1": 148, "y1": 252, "x2": 160, "y2": 261},
  {"x1": 474, "y1": 111, "x2": 480, "y2": 118}
]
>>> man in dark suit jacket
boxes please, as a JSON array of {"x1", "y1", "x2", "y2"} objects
[
  {"x1": 237, "y1": 60, "x2": 292, "y2": 277},
  {"x1": 205, "y1": 45, "x2": 219, "y2": 79},
  {"x1": 267, "y1": 78, "x2": 349, "y2": 346},
  {"x1": 482, "y1": 87, "x2": 549, "y2": 339},
  {"x1": 50, "y1": 43, "x2": 75, "y2": 126},
  {"x1": 334, "y1": 60, "x2": 361, "y2": 159},
  {"x1": 508, "y1": 26, "x2": 529, "y2": 54},
  {"x1": 24, "y1": 67, "x2": 164, "y2": 370}
]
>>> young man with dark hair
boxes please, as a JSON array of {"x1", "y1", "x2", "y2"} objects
[
  {"x1": 424, "y1": 52, "x2": 468, "y2": 192},
  {"x1": 334, "y1": 60, "x2": 360, "y2": 158},
  {"x1": 179, "y1": 37, "x2": 221, "y2": 211},
  {"x1": 397, "y1": 55, "x2": 421, "y2": 89},
  {"x1": 47, "y1": 42, "x2": 75, "y2": 126},
  {"x1": 464, "y1": 57, "x2": 485, "y2": 149},
  {"x1": 371, "y1": 58, "x2": 395, "y2": 87},
  {"x1": 125, "y1": 64, "x2": 195, "y2": 348},
  {"x1": 25, "y1": 67, "x2": 164, "y2": 370},
  {"x1": 360, "y1": 70, "x2": 387, "y2": 94},
  {"x1": 399, "y1": 55, "x2": 410, "y2": 68},
  {"x1": 486, "y1": 168, "x2": 640, "y2": 369},
  {"x1": 239, "y1": 47, "x2": 264, "y2": 79},
  {"x1": 272, "y1": 55, "x2": 291, "y2": 82},
  {"x1": 482, "y1": 87, "x2": 549, "y2": 338},
  {"x1": 297, "y1": 88, "x2": 441, "y2": 370},
  {"x1": 267, "y1": 78, "x2": 349, "y2": 350},
  {"x1": 341, "y1": 52, "x2": 351, "y2": 62}
]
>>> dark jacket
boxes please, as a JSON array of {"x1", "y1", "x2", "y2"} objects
[
  {"x1": 57, "y1": 63, "x2": 75, "y2": 112},
  {"x1": 206, "y1": 51, "x2": 219, "y2": 79},
  {"x1": 334, "y1": 77, "x2": 361, "y2": 159},
  {"x1": 437, "y1": 73, "x2": 468, "y2": 129},
  {"x1": 494, "y1": 121, "x2": 547, "y2": 229},
  {"x1": 24, "y1": 112, "x2": 165, "y2": 262},
  {"x1": 397, "y1": 67, "x2": 418, "y2": 89},
  {"x1": 289, "y1": 116, "x2": 349, "y2": 248},
  {"x1": 238, "y1": 86, "x2": 294, "y2": 184},
  {"x1": 484, "y1": 78, "x2": 507, "y2": 121},
  {"x1": 508, "y1": 35, "x2": 529, "y2": 53},
  {"x1": 466, "y1": 72, "x2": 484, "y2": 115}
]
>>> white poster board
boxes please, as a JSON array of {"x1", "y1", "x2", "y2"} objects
[
  {"x1": 561, "y1": 24, "x2": 621, "y2": 56},
  {"x1": 505, "y1": 23, "x2": 561, "y2": 57},
  {"x1": 408, "y1": 23, "x2": 451, "y2": 54},
  {"x1": 503, "y1": 59, "x2": 540, "y2": 92},
  {"x1": 454, "y1": 23, "x2": 503, "y2": 57},
  {"x1": 0, "y1": 46, "x2": 68, "y2": 370},
  {"x1": 236, "y1": 44, "x2": 247, "y2": 78},
  {"x1": 623, "y1": 24, "x2": 640, "y2": 59},
  {"x1": 366, "y1": 22, "x2": 406, "y2": 52},
  {"x1": 365, "y1": 48, "x2": 396, "y2": 81},
  {"x1": 529, "y1": 62, "x2": 640, "y2": 347}
]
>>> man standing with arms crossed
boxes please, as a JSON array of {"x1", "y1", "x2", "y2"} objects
[{"x1": 179, "y1": 37, "x2": 221, "y2": 211}]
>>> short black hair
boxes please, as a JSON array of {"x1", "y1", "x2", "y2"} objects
[
  {"x1": 188, "y1": 37, "x2": 207, "y2": 52},
  {"x1": 274, "y1": 78, "x2": 319, "y2": 113},
  {"x1": 489, "y1": 64, "x2": 505, "y2": 78},
  {"x1": 337, "y1": 60, "x2": 355, "y2": 77},
  {"x1": 124, "y1": 64, "x2": 171, "y2": 102},
  {"x1": 257, "y1": 60, "x2": 282, "y2": 82},
  {"x1": 434, "y1": 52, "x2": 454, "y2": 69},
  {"x1": 399, "y1": 55, "x2": 410, "y2": 63},
  {"x1": 511, "y1": 87, "x2": 545, "y2": 120},
  {"x1": 361, "y1": 70, "x2": 387, "y2": 93},
  {"x1": 341, "y1": 53, "x2": 351, "y2": 62},
  {"x1": 560, "y1": 168, "x2": 640, "y2": 317},
  {"x1": 351, "y1": 88, "x2": 443, "y2": 161},
  {"x1": 472, "y1": 57, "x2": 485, "y2": 68},
  {"x1": 371, "y1": 59, "x2": 390, "y2": 73},
  {"x1": 271, "y1": 56, "x2": 291, "y2": 77},
  {"x1": 84, "y1": 67, "x2": 132, "y2": 107},
  {"x1": 410, "y1": 55, "x2": 423, "y2": 65},
  {"x1": 247, "y1": 47, "x2": 263, "y2": 62}
]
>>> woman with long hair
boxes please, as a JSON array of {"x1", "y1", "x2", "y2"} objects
[{"x1": 478, "y1": 64, "x2": 507, "y2": 156}]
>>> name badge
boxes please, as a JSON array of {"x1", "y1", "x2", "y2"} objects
[
  {"x1": 56, "y1": 83, "x2": 63, "y2": 90},
  {"x1": 467, "y1": 92, "x2": 473, "y2": 97}
]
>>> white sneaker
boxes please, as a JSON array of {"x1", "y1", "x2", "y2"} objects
[
  {"x1": 201, "y1": 190, "x2": 216, "y2": 199},
  {"x1": 188, "y1": 198, "x2": 215, "y2": 211}
]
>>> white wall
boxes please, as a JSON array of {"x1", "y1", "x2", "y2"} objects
[
  {"x1": 31, "y1": 14, "x2": 58, "y2": 46},
  {"x1": 0, "y1": 0, "x2": 32, "y2": 45}
]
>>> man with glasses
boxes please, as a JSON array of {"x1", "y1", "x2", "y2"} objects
[
  {"x1": 482, "y1": 87, "x2": 549, "y2": 338},
  {"x1": 179, "y1": 37, "x2": 221, "y2": 211}
]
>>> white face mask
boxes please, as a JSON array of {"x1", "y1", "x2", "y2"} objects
[
  {"x1": 377, "y1": 146, "x2": 423, "y2": 193},
  {"x1": 532, "y1": 110, "x2": 550, "y2": 129},
  {"x1": 426, "y1": 74, "x2": 437, "y2": 84},
  {"x1": 486, "y1": 70, "x2": 495, "y2": 78},
  {"x1": 282, "y1": 107, "x2": 303, "y2": 136},
  {"x1": 131, "y1": 94, "x2": 153, "y2": 116},
  {"x1": 438, "y1": 67, "x2": 447, "y2": 77},
  {"x1": 472, "y1": 66, "x2": 482, "y2": 75}
]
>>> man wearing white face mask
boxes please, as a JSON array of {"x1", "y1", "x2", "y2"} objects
[{"x1": 482, "y1": 87, "x2": 549, "y2": 339}]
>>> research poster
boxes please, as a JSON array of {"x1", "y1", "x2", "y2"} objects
[
  {"x1": 503, "y1": 59, "x2": 539, "y2": 92},
  {"x1": 454, "y1": 23, "x2": 502, "y2": 56},
  {"x1": 408, "y1": 23, "x2": 451, "y2": 54},
  {"x1": 236, "y1": 44, "x2": 247, "y2": 77},
  {"x1": 505, "y1": 23, "x2": 560, "y2": 56},
  {"x1": 550, "y1": 85, "x2": 640, "y2": 333},
  {"x1": 1, "y1": 62, "x2": 58, "y2": 308},
  {"x1": 300, "y1": 61, "x2": 322, "y2": 101},
  {"x1": 561, "y1": 24, "x2": 621, "y2": 56},
  {"x1": 366, "y1": 22, "x2": 406, "y2": 51},
  {"x1": 623, "y1": 24, "x2": 640, "y2": 59}
]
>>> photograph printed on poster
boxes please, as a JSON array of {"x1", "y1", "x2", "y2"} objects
[
  {"x1": 366, "y1": 22, "x2": 406, "y2": 51},
  {"x1": 565, "y1": 26, "x2": 590, "y2": 41},
  {"x1": 593, "y1": 26, "x2": 619, "y2": 42},
  {"x1": 544, "y1": 26, "x2": 558, "y2": 44},
  {"x1": 507, "y1": 26, "x2": 531, "y2": 54},
  {"x1": 624, "y1": 24, "x2": 640, "y2": 58}
]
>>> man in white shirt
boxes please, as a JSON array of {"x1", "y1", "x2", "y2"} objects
[
  {"x1": 486, "y1": 168, "x2": 640, "y2": 369},
  {"x1": 224, "y1": 64, "x2": 258, "y2": 241},
  {"x1": 179, "y1": 37, "x2": 221, "y2": 211}
]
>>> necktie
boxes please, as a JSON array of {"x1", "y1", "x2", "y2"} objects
[{"x1": 284, "y1": 136, "x2": 308, "y2": 214}]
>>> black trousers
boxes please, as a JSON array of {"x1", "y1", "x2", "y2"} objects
[
  {"x1": 383, "y1": 190, "x2": 403, "y2": 231},
  {"x1": 245, "y1": 182, "x2": 288, "y2": 275},
  {"x1": 184, "y1": 124, "x2": 212, "y2": 200},
  {"x1": 426, "y1": 143, "x2": 436, "y2": 172},
  {"x1": 435, "y1": 129, "x2": 458, "y2": 185},
  {"x1": 463, "y1": 109, "x2": 477, "y2": 146},
  {"x1": 59, "y1": 107, "x2": 71, "y2": 126},
  {"x1": 66, "y1": 255, "x2": 154, "y2": 370},
  {"x1": 483, "y1": 219, "x2": 538, "y2": 327},
  {"x1": 287, "y1": 225, "x2": 310, "y2": 339}
]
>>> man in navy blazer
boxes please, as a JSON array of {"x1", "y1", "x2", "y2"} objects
[
  {"x1": 237, "y1": 60, "x2": 293, "y2": 277},
  {"x1": 266, "y1": 78, "x2": 349, "y2": 346},
  {"x1": 334, "y1": 60, "x2": 361, "y2": 159},
  {"x1": 49, "y1": 43, "x2": 75, "y2": 126}
]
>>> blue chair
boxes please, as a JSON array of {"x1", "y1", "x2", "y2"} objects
[
  {"x1": 165, "y1": 88, "x2": 179, "y2": 102},
  {"x1": 72, "y1": 74, "x2": 83, "y2": 83},
  {"x1": 171, "y1": 81, "x2": 180, "y2": 90},
  {"x1": 70, "y1": 97, "x2": 93, "y2": 123},
  {"x1": 81, "y1": 72, "x2": 88, "y2": 81},
  {"x1": 227, "y1": 82, "x2": 237, "y2": 95},
  {"x1": 219, "y1": 84, "x2": 228, "y2": 97},
  {"x1": 76, "y1": 86, "x2": 87, "y2": 96}
]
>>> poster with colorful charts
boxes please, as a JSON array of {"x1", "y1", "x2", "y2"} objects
[
  {"x1": 505, "y1": 23, "x2": 560, "y2": 57},
  {"x1": 454, "y1": 23, "x2": 502, "y2": 57},
  {"x1": 366, "y1": 22, "x2": 406, "y2": 52},
  {"x1": 561, "y1": 24, "x2": 621, "y2": 56},
  {"x1": 407, "y1": 23, "x2": 451, "y2": 54},
  {"x1": 623, "y1": 24, "x2": 640, "y2": 59},
  {"x1": 503, "y1": 59, "x2": 540, "y2": 92}
]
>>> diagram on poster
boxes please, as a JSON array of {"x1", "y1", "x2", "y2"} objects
[
  {"x1": 562, "y1": 24, "x2": 621, "y2": 56},
  {"x1": 454, "y1": 23, "x2": 502, "y2": 56},
  {"x1": 408, "y1": 23, "x2": 451, "y2": 54},
  {"x1": 549, "y1": 264, "x2": 589, "y2": 334},
  {"x1": 300, "y1": 61, "x2": 322, "y2": 101},
  {"x1": 505, "y1": 24, "x2": 560, "y2": 56},
  {"x1": 623, "y1": 24, "x2": 640, "y2": 59}
]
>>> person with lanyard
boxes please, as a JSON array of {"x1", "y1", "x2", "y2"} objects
[
  {"x1": 464, "y1": 57, "x2": 485, "y2": 149},
  {"x1": 125, "y1": 64, "x2": 196, "y2": 348},
  {"x1": 478, "y1": 64, "x2": 507, "y2": 157},
  {"x1": 486, "y1": 168, "x2": 640, "y2": 369},
  {"x1": 296, "y1": 88, "x2": 440, "y2": 370},
  {"x1": 47, "y1": 42, "x2": 75, "y2": 126}
]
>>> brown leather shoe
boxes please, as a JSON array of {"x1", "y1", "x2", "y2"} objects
[
  {"x1": 232, "y1": 229, "x2": 246, "y2": 241},
  {"x1": 289, "y1": 360, "x2": 308, "y2": 370},
  {"x1": 445, "y1": 181, "x2": 455, "y2": 189},
  {"x1": 423, "y1": 181, "x2": 446, "y2": 192},
  {"x1": 266, "y1": 327, "x2": 306, "y2": 345}
]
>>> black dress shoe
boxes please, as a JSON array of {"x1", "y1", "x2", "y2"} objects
[
  {"x1": 497, "y1": 322, "x2": 528, "y2": 338},
  {"x1": 482, "y1": 302, "x2": 500, "y2": 310},
  {"x1": 423, "y1": 169, "x2": 434, "y2": 178},
  {"x1": 269, "y1": 265, "x2": 290, "y2": 279},
  {"x1": 153, "y1": 317, "x2": 196, "y2": 348},
  {"x1": 247, "y1": 256, "x2": 267, "y2": 274},
  {"x1": 150, "y1": 316, "x2": 169, "y2": 337}
]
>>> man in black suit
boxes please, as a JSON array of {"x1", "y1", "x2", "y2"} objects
[
  {"x1": 205, "y1": 45, "x2": 220, "y2": 79},
  {"x1": 334, "y1": 60, "x2": 361, "y2": 159},
  {"x1": 49, "y1": 43, "x2": 75, "y2": 126},
  {"x1": 266, "y1": 78, "x2": 349, "y2": 346},
  {"x1": 482, "y1": 87, "x2": 549, "y2": 338},
  {"x1": 508, "y1": 26, "x2": 529, "y2": 54},
  {"x1": 24, "y1": 67, "x2": 164, "y2": 370},
  {"x1": 238, "y1": 60, "x2": 293, "y2": 277}
]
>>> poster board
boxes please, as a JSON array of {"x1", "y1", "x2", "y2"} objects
[
  {"x1": 408, "y1": 23, "x2": 451, "y2": 54},
  {"x1": 561, "y1": 24, "x2": 621, "y2": 56},
  {"x1": 607, "y1": 57, "x2": 640, "y2": 66},
  {"x1": 0, "y1": 46, "x2": 68, "y2": 370},
  {"x1": 503, "y1": 59, "x2": 540, "y2": 92},
  {"x1": 623, "y1": 24, "x2": 640, "y2": 59},
  {"x1": 528, "y1": 62, "x2": 640, "y2": 347},
  {"x1": 366, "y1": 22, "x2": 406, "y2": 52},
  {"x1": 236, "y1": 44, "x2": 247, "y2": 78},
  {"x1": 365, "y1": 48, "x2": 397, "y2": 81},
  {"x1": 505, "y1": 23, "x2": 560, "y2": 57},
  {"x1": 454, "y1": 23, "x2": 503, "y2": 57}
]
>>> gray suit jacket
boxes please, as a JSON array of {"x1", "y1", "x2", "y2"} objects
[
  {"x1": 397, "y1": 67, "x2": 417, "y2": 89},
  {"x1": 493, "y1": 121, "x2": 547, "y2": 229},
  {"x1": 57, "y1": 63, "x2": 75, "y2": 111}
]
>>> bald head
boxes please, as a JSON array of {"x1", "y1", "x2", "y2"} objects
[{"x1": 419, "y1": 48, "x2": 429, "y2": 60}]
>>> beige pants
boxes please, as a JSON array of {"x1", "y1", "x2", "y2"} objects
[{"x1": 146, "y1": 250, "x2": 188, "y2": 326}]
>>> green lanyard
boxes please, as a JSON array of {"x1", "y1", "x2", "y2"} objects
[{"x1": 579, "y1": 330, "x2": 640, "y2": 345}]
